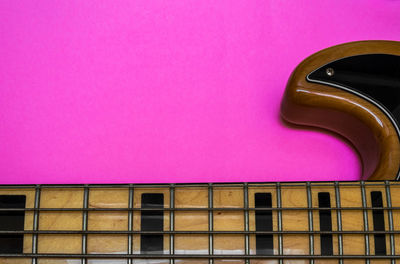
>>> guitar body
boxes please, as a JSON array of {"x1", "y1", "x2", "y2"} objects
[
  {"x1": 281, "y1": 41, "x2": 400, "y2": 181},
  {"x1": 1, "y1": 41, "x2": 400, "y2": 263}
]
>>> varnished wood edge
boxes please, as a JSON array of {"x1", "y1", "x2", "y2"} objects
[{"x1": 281, "y1": 40, "x2": 400, "y2": 181}]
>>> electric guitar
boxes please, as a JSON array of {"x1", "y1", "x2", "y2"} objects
[{"x1": 1, "y1": 40, "x2": 399, "y2": 263}]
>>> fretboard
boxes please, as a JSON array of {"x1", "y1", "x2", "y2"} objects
[{"x1": 1, "y1": 181, "x2": 400, "y2": 263}]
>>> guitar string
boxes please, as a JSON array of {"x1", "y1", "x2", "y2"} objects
[
  {"x1": 3, "y1": 206, "x2": 400, "y2": 212},
  {"x1": 1, "y1": 182, "x2": 400, "y2": 189},
  {"x1": 2, "y1": 253, "x2": 400, "y2": 259},
  {"x1": 0, "y1": 182, "x2": 398, "y2": 261}
]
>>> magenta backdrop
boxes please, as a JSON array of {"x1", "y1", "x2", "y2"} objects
[{"x1": 1, "y1": 1, "x2": 400, "y2": 184}]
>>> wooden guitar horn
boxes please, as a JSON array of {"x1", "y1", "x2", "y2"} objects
[{"x1": 281, "y1": 40, "x2": 400, "y2": 181}]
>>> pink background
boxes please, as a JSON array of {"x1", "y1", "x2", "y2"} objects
[{"x1": 1, "y1": 1, "x2": 400, "y2": 184}]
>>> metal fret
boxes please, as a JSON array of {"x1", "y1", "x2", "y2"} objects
[
  {"x1": 31, "y1": 185, "x2": 41, "y2": 264},
  {"x1": 243, "y1": 183, "x2": 249, "y2": 263},
  {"x1": 1, "y1": 181, "x2": 400, "y2": 262},
  {"x1": 128, "y1": 184, "x2": 134, "y2": 264},
  {"x1": 361, "y1": 181, "x2": 370, "y2": 264},
  {"x1": 385, "y1": 181, "x2": 395, "y2": 264},
  {"x1": 169, "y1": 184, "x2": 175, "y2": 264},
  {"x1": 306, "y1": 182, "x2": 314, "y2": 264},
  {"x1": 208, "y1": 183, "x2": 214, "y2": 264},
  {"x1": 81, "y1": 186, "x2": 89, "y2": 264},
  {"x1": 335, "y1": 181, "x2": 343, "y2": 264},
  {"x1": 276, "y1": 182, "x2": 283, "y2": 264}
]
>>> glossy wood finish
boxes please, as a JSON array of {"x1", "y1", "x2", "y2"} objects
[
  {"x1": 1, "y1": 183, "x2": 400, "y2": 263},
  {"x1": 281, "y1": 40, "x2": 400, "y2": 180}
]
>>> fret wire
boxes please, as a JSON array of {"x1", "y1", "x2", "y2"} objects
[
  {"x1": 81, "y1": 185, "x2": 89, "y2": 264},
  {"x1": 306, "y1": 182, "x2": 314, "y2": 264},
  {"x1": 208, "y1": 183, "x2": 214, "y2": 264},
  {"x1": 276, "y1": 182, "x2": 283, "y2": 264},
  {"x1": 360, "y1": 181, "x2": 370, "y2": 264},
  {"x1": 2, "y1": 180, "x2": 400, "y2": 263},
  {"x1": 31, "y1": 185, "x2": 41, "y2": 264},
  {"x1": 334, "y1": 181, "x2": 343, "y2": 264},
  {"x1": 385, "y1": 181, "x2": 395, "y2": 264},
  {"x1": 243, "y1": 183, "x2": 249, "y2": 263},
  {"x1": 128, "y1": 184, "x2": 134, "y2": 264},
  {"x1": 169, "y1": 184, "x2": 175, "y2": 264}
]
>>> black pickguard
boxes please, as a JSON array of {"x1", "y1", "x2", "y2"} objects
[{"x1": 307, "y1": 54, "x2": 400, "y2": 130}]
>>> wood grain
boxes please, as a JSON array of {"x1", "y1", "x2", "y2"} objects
[
  {"x1": 281, "y1": 40, "x2": 400, "y2": 181},
  {"x1": 1, "y1": 183, "x2": 399, "y2": 263}
]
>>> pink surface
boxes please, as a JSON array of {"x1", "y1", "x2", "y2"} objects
[{"x1": 1, "y1": 1, "x2": 400, "y2": 184}]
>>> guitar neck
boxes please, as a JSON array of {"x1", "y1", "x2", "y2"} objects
[{"x1": 1, "y1": 181, "x2": 400, "y2": 263}]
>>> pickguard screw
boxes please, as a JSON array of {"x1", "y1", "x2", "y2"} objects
[{"x1": 326, "y1": 68, "x2": 335, "y2": 77}]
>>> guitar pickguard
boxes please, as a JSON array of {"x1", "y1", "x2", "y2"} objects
[
  {"x1": 307, "y1": 54, "x2": 400, "y2": 134},
  {"x1": 281, "y1": 41, "x2": 400, "y2": 181}
]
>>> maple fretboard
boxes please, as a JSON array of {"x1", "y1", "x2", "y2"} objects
[{"x1": 1, "y1": 181, "x2": 400, "y2": 263}]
